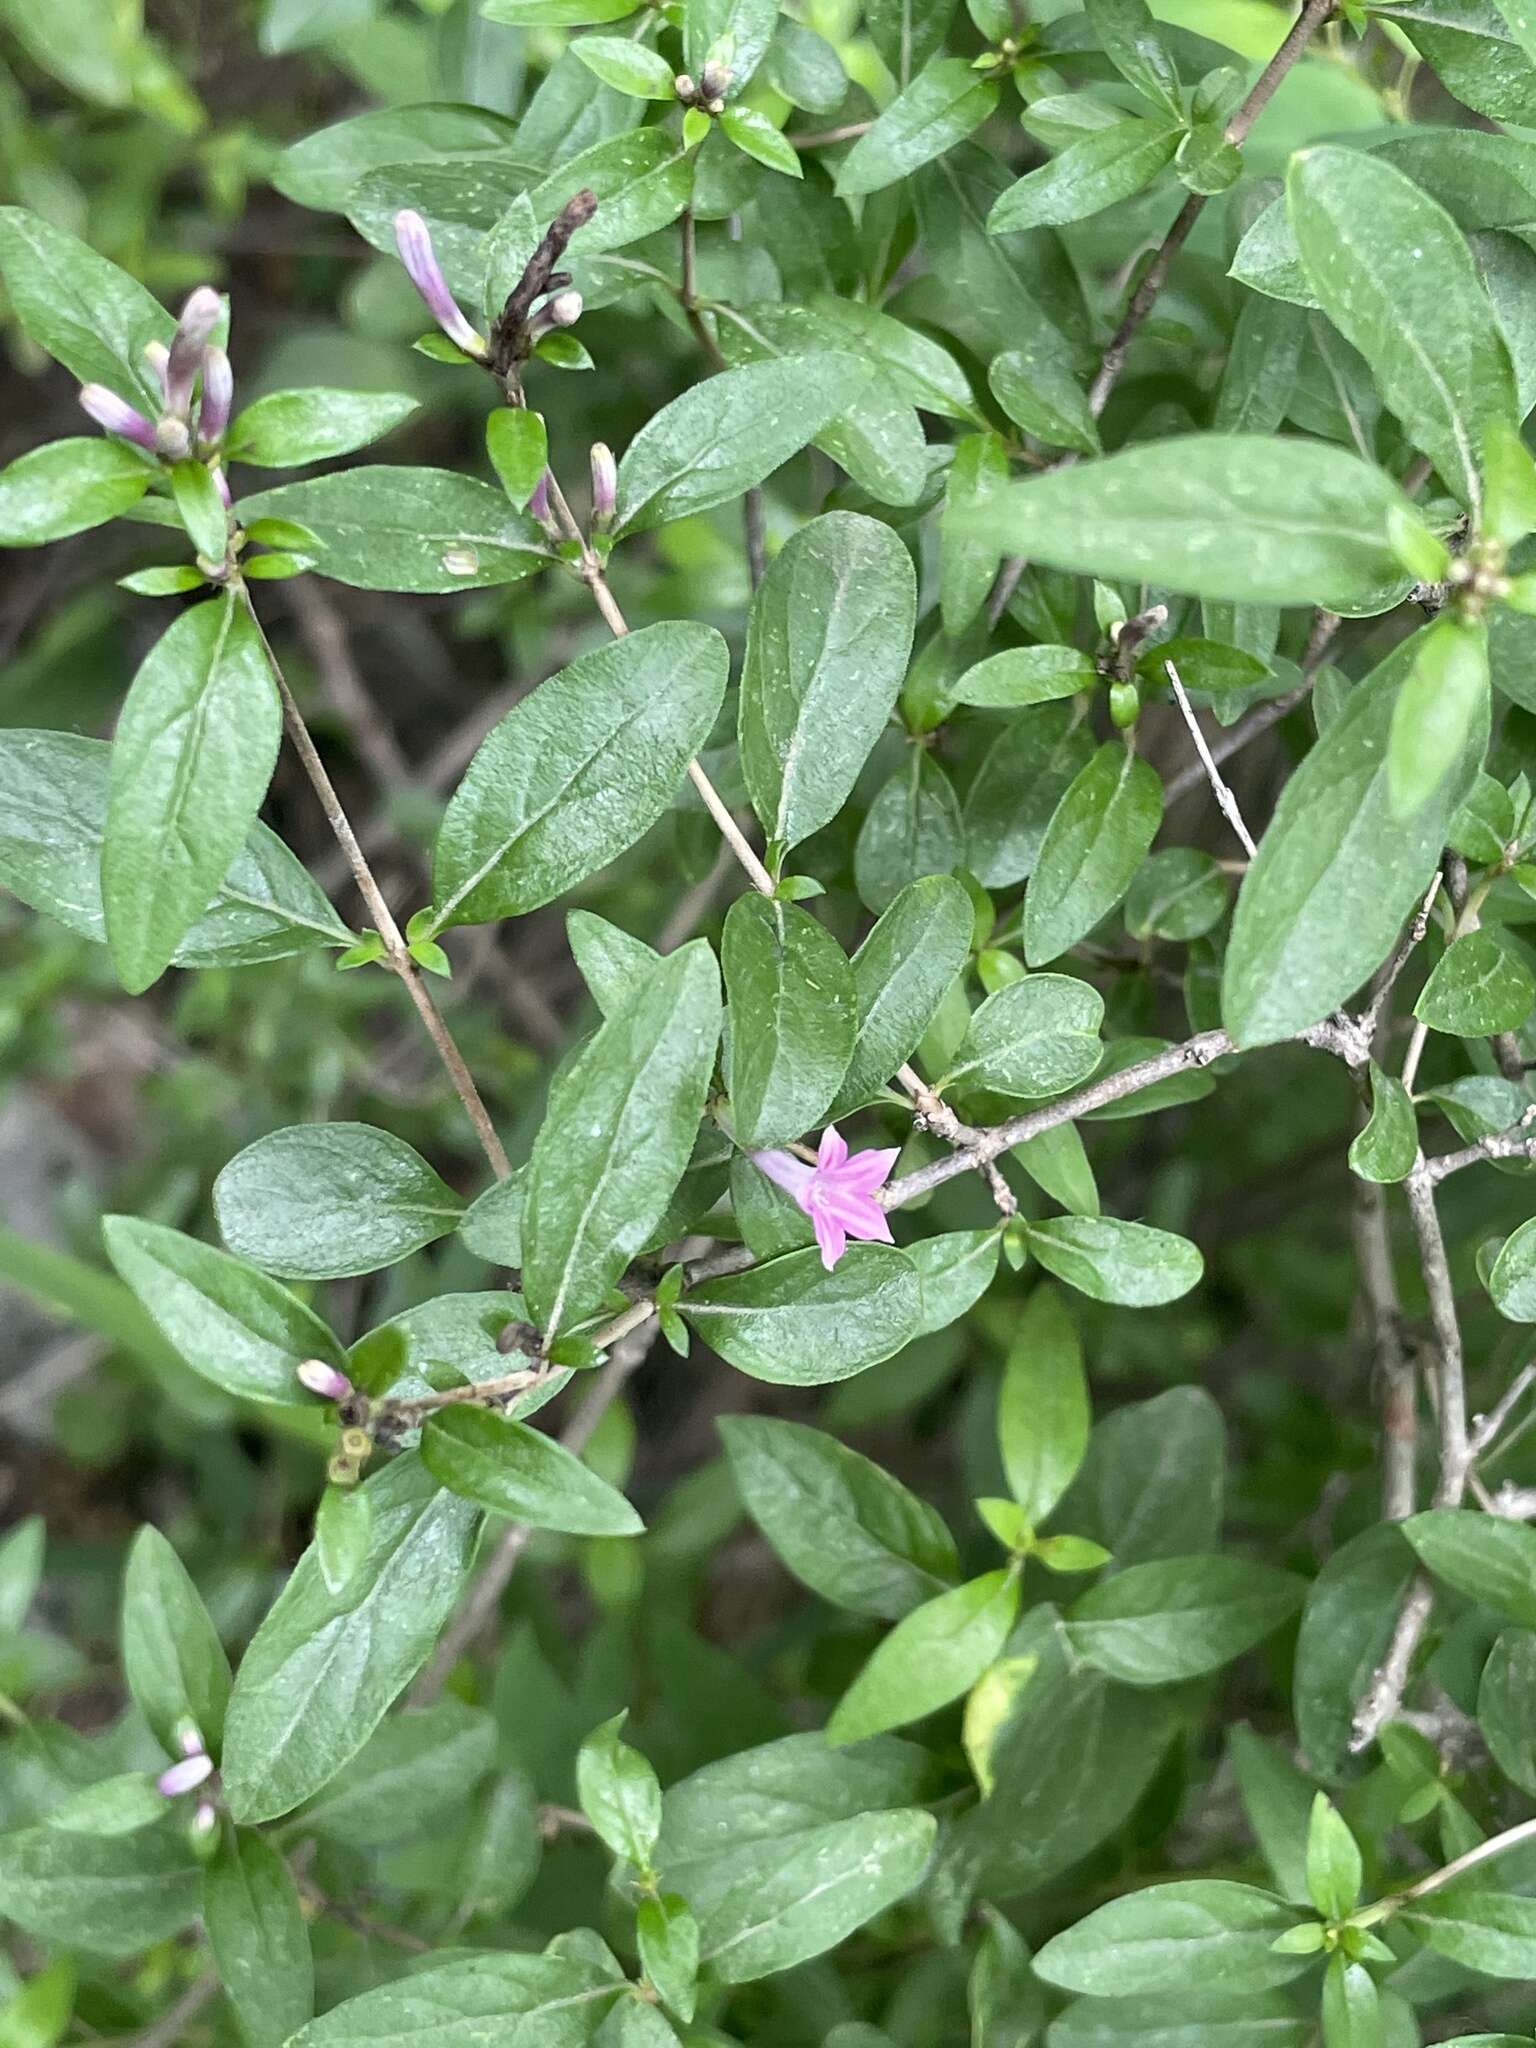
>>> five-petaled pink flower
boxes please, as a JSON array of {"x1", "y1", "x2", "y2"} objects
[{"x1": 753, "y1": 1126, "x2": 899, "y2": 1271}]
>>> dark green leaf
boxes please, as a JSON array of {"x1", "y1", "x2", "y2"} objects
[
  {"x1": 1405, "y1": 1507, "x2": 1536, "y2": 1625},
  {"x1": 681, "y1": 1244, "x2": 923, "y2": 1382},
  {"x1": 722, "y1": 894, "x2": 856, "y2": 1148},
  {"x1": 0, "y1": 206, "x2": 172, "y2": 406},
  {"x1": 988, "y1": 119, "x2": 1181, "y2": 234},
  {"x1": 236, "y1": 470, "x2": 547, "y2": 591},
  {"x1": 997, "y1": 1284, "x2": 1088, "y2": 1526},
  {"x1": 121, "y1": 1526, "x2": 232, "y2": 1757},
  {"x1": 835, "y1": 61, "x2": 997, "y2": 199},
  {"x1": 1023, "y1": 744, "x2": 1162, "y2": 966},
  {"x1": 946, "y1": 974, "x2": 1104, "y2": 1097},
  {"x1": 832, "y1": 875, "x2": 975, "y2": 1114},
  {"x1": 1066, "y1": 1556, "x2": 1305, "y2": 1684},
  {"x1": 1034, "y1": 1881, "x2": 1307, "y2": 1996},
  {"x1": 204, "y1": 1830, "x2": 313, "y2": 2048},
  {"x1": 1416, "y1": 928, "x2": 1534, "y2": 1036},
  {"x1": 1025, "y1": 1215, "x2": 1203, "y2": 1307},
  {"x1": 422, "y1": 1406, "x2": 643, "y2": 1536}
]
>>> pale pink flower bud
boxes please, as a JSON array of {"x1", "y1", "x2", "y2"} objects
[
  {"x1": 529, "y1": 470, "x2": 558, "y2": 537},
  {"x1": 78, "y1": 384, "x2": 157, "y2": 452},
  {"x1": 144, "y1": 340, "x2": 170, "y2": 398},
  {"x1": 157, "y1": 1751, "x2": 215, "y2": 1798},
  {"x1": 530, "y1": 289, "x2": 582, "y2": 339},
  {"x1": 198, "y1": 347, "x2": 233, "y2": 443},
  {"x1": 590, "y1": 442, "x2": 616, "y2": 528},
  {"x1": 393, "y1": 210, "x2": 486, "y2": 358},
  {"x1": 210, "y1": 463, "x2": 232, "y2": 509},
  {"x1": 753, "y1": 1125, "x2": 899, "y2": 1271},
  {"x1": 297, "y1": 1358, "x2": 353, "y2": 1401},
  {"x1": 165, "y1": 287, "x2": 223, "y2": 417}
]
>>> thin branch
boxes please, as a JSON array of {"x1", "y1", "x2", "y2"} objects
[
  {"x1": 1426, "y1": 1105, "x2": 1536, "y2": 1183},
  {"x1": 1163, "y1": 610, "x2": 1339, "y2": 809},
  {"x1": 1369, "y1": 1813, "x2": 1536, "y2": 1916},
  {"x1": 1352, "y1": 1173, "x2": 1416, "y2": 1521},
  {"x1": 133, "y1": 1975, "x2": 220, "y2": 2048},
  {"x1": 1359, "y1": 871, "x2": 1442, "y2": 1043},
  {"x1": 242, "y1": 589, "x2": 512, "y2": 1180},
  {"x1": 1470, "y1": 1361, "x2": 1536, "y2": 1458},
  {"x1": 1165, "y1": 659, "x2": 1257, "y2": 857}
]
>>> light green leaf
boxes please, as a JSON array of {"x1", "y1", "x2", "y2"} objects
[
  {"x1": 681, "y1": 1244, "x2": 923, "y2": 1383},
  {"x1": 1023, "y1": 743, "x2": 1162, "y2": 967},
  {"x1": 1405, "y1": 1507, "x2": 1536, "y2": 1624},
  {"x1": 1066, "y1": 1556, "x2": 1305, "y2": 1684},
  {"x1": 0, "y1": 438, "x2": 153, "y2": 546},
  {"x1": 950, "y1": 645, "x2": 1096, "y2": 709},
  {"x1": 614, "y1": 354, "x2": 873, "y2": 532},
  {"x1": 988, "y1": 118, "x2": 1181, "y2": 234},
  {"x1": 720, "y1": 1414, "x2": 959, "y2": 1618},
  {"x1": 431, "y1": 622, "x2": 728, "y2": 929},
  {"x1": 997, "y1": 1284, "x2": 1088, "y2": 1527},
  {"x1": 945, "y1": 974, "x2": 1104, "y2": 1098},
  {"x1": 1400, "y1": 1889, "x2": 1536, "y2": 1978},
  {"x1": 1085, "y1": 0, "x2": 1182, "y2": 115},
  {"x1": 226, "y1": 389, "x2": 418, "y2": 467},
  {"x1": 103, "y1": 1217, "x2": 345, "y2": 1404},
  {"x1": 683, "y1": 0, "x2": 780, "y2": 83},
  {"x1": 1025, "y1": 1215, "x2": 1203, "y2": 1306},
  {"x1": 1034, "y1": 1881, "x2": 1307, "y2": 1997},
  {"x1": 0, "y1": 1824, "x2": 201, "y2": 1960},
  {"x1": 1388, "y1": 614, "x2": 1491, "y2": 819},
  {"x1": 102, "y1": 594, "x2": 281, "y2": 993},
  {"x1": 1288, "y1": 144, "x2": 1517, "y2": 513},
  {"x1": 121, "y1": 1526, "x2": 232, "y2": 1757},
  {"x1": 421, "y1": 1406, "x2": 643, "y2": 1536},
  {"x1": 721, "y1": 106, "x2": 802, "y2": 178},
  {"x1": 576, "y1": 1713, "x2": 662, "y2": 1865},
  {"x1": 1306, "y1": 1794, "x2": 1362, "y2": 1921},
  {"x1": 1489, "y1": 1216, "x2": 1536, "y2": 1320},
  {"x1": 989, "y1": 344, "x2": 1101, "y2": 456},
  {"x1": 213, "y1": 1123, "x2": 465, "y2": 1281},
  {"x1": 204, "y1": 1830, "x2": 313, "y2": 2048},
  {"x1": 722, "y1": 894, "x2": 855, "y2": 1148},
  {"x1": 285, "y1": 1953, "x2": 620, "y2": 2047},
  {"x1": 957, "y1": 436, "x2": 1420, "y2": 615},
  {"x1": 835, "y1": 60, "x2": 998, "y2": 199},
  {"x1": 523, "y1": 943, "x2": 720, "y2": 1337},
  {"x1": 236, "y1": 470, "x2": 547, "y2": 591},
  {"x1": 828, "y1": 1571, "x2": 1020, "y2": 1743},
  {"x1": 0, "y1": 206, "x2": 173, "y2": 406},
  {"x1": 739, "y1": 512, "x2": 916, "y2": 850},
  {"x1": 572, "y1": 34, "x2": 676, "y2": 96},
  {"x1": 221, "y1": 1454, "x2": 478, "y2": 1823}
]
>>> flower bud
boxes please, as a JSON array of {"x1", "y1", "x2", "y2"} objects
[
  {"x1": 165, "y1": 286, "x2": 223, "y2": 417},
  {"x1": 530, "y1": 470, "x2": 558, "y2": 537},
  {"x1": 157, "y1": 1751, "x2": 215, "y2": 1799},
  {"x1": 296, "y1": 1358, "x2": 354, "y2": 1402},
  {"x1": 673, "y1": 72, "x2": 698, "y2": 102},
  {"x1": 174, "y1": 1717, "x2": 205, "y2": 1757},
  {"x1": 698, "y1": 59, "x2": 732, "y2": 100},
  {"x1": 198, "y1": 346, "x2": 233, "y2": 444},
  {"x1": 191, "y1": 1799, "x2": 219, "y2": 1840},
  {"x1": 144, "y1": 339, "x2": 170, "y2": 397},
  {"x1": 530, "y1": 290, "x2": 582, "y2": 340},
  {"x1": 590, "y1": 442, "x2": 617, "y2": 529},
  {"x1": 154, "y1": 415, "x2": 193, "y2": 462},
  {"x1": 394, "y1": 210, "x2": 487, "y2": 359},
  {"x1": 78, "y1": 384, "x2": 157, "y2": 452}
]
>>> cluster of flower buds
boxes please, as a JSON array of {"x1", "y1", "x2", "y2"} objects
[
  {"x1": 674, "y1": 60, "x2": 731, "y2": 114},
  {"x1": 77, "y1": 286, "x2": 232, "y2": 506},
  {"x1": 296, "y1": 1360, "x2": 376, "y2": 1485},
  {"x1": 157, "y1": 1719, "x2": 219, "y2": 1840},
  {"x1": 394, "y1": 210, "x2": 583, "y2": 366}
]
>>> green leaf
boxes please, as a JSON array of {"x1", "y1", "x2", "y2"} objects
[
  {"x1": 1022, "y1": 745, "x2": 1162, "y2": 966},
  {"x1": 1034, "y1": 1881, "x2": 1308, "y2": 1996},
  {"x1": 722, "y1": 894, "x2": 856, "y2": 1147},
  {"x1": 421, "y1": 1406, "x2": 643, "y2": 1535},
  {"x1": 0, "y1": 1824, "x2": 200, "y2": 1960},
  {"x1": 293, "y1": 1697, "x2": 494, "y2": 1847},
  {"x1": 855, "y1": 751, "x2": 966, "y2": 916},
  {"x1": 0, "y1": 207, "x2": 173, "y2": 406},
  {"x1": 567, "y1": 911, "x2": 661, "y2": 1018},
  {"x1": 572, "y1": 34, "x2": 676, "y2": 96},
  {"x1": 958, "y1": 436, "x2": 1419, "y2": 615},
  {"x1": 204, "y1": 1830, "x2": 313, "y2": 2048},
  {"x1": 637, "y1": 1893, "x2": 699, "y2": 2024},
  {"x1": 285, "y1": 1953, "x2": 621, "y2": 2047},
  {"x1": 271, "y1": 103, "x2": 521, "y2": 213},
  {"x1": 1405, "y1": 1507, "x2": 1536, "y2": 1625},
  {"x1": 1085, "y1": 0, "x2": 1182, "y2": 116},
  {"x1": 739, "y1": 512, "x2": 917, "y2": 850},
  {"x1": 614, "y1": 354, "x2": 874, "y2": 533},
  {"x1": 683, "y1": 0, "x2": 780, "y2": 83},
  {"x1": 169, "y1": 458, "x2": 229, "y2": 561},
  {"x1": 1416, "y1": 927, "x2": 1534, "y2": 1036},
  {"x1": 989, "y1": 344, "x2": 1101, "y2": 456},
  {"x1": 1322, "y1": 1955, "x2": 1381, "y2": 2048},
  {"x1": 1066, "y1": 1555, "x2": 1305, "y2": 1684},
  {"x1": 1025, "y1": 1215, "x2": 1203, "y2": 1307},
  {"x1": 681, "y1": 1244, "x2": 923, "y2": 1383},
  {"x1": 1288, "y1": 145, "x2": 1517, "y2": 514},
  {"x1": 523, "y1": 943, "x2": 721, "y2": 1337},
  {"x1": 1294, "y1": 1522, "x2": 1419, "y2": 1778},
  {"x1": 235, "y1": 470, "x2": 547, "y2": 591},
  {"x1": 576, "y1": 1712, "x2": 662, "y2": 1865},
  {"x1": 988, "y1": 118, "x2": 1182, "y2": 233},
  {"x1": 0, "y1": 728, "x2": 347, "y2": 965},
  {"x1": 946, "y1": 974, "x2": 1104, "y2": 1098},
  {"x1": 102, "y1": 594, "x2": 281, "y2": 993},
  {"x1": 121, "y1": 1526, "x2": 232, "y2": 1757},
  {"x1": 698, "y1": 1807, "x2": 936, "y2": 1982},
  {"x1": 1223, "y1": 634, "x2": 1487, "y2": 1047},
  {"x1": 103, "y1": 1217, "x2": 345, "y2": 1404},
  {"x1": 907, "y1": 1227, "x2": 1003, "y2": 1335},
  {"x1": 1306, "y1": 1795, "x2": 1363, "y2": 1920},
  {"x1": 1349, "y1": 1063, "x2": 1419, "y2": 1184},
  {"x1": 221, "y1": 1454, "x2": 479, "y2": 1822},
  {"x1": 1388, "y1": 614, "x2": 1491, "y2": 819},
  {"x1": 1489, "y1": 1216, "x2": 1536, "y2": 1321},
  {"x1": 0, "y1": 438, "x2": 152, "y2": 545},
  {"x1": 964, "y1": 705, "x2": 1095, "y2": 889},
  {"x1": 1047, "y1": 1992, "x2": 1312, "y2": 2048},
  {"x1": 1400, "y1": 1888, "x2": 1536, "y2": 1978},
  {"x1": 0, "y1": 1956, "x2": 73, "y2": 2048},
  {"x1": 432, "y1": 622, "x2": 727, "y2": 929},
  {"x1": 835, "y1": 60, "x2": 998, "y2": 199},
  {"x1": 832, "y1": 876, "x2": 973, "y2": 1115},
  {"x1": 484, "y1": 407, "x2": 548, "y2": 512},
  {"x1": 950, "y1": 645, "x2": 1097, "y2": 709},
  {"x1": 1124, "y1": 849, "x2": 1228, "y2": 943},
  {"x1": 314, "y1": 1484, "x2": 372, "y2": 1598},
  {"x1": 227, "y1": 389, "x2": 418, "y2": 468},
  {"x1": 721, "y1": 106, "x2": 802, "y2": 178},
  {"x1": 828, "y1": 1570, "x2": 1020, "y2": 1742},
  {"x1": 213, "y1": 1123, "x2": 465, "y2": 1281},
  {"x1": 1479, "y1": 1627, "x2": 1536, "y2": 1795},
  {"x1": 720, "y1": 1415, "x2": 959, "y2": 1618},
  {"x1": 997, "y1": 1283, "x2": 1088, "y2": 1527}
]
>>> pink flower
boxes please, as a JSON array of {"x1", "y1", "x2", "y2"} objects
[
  {"x1": 393, "y1": 210, "x2": 486, "y2": 359},
  {"x1": 753, "y1": 1126, "x2": 899, "y2": 1271}
]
